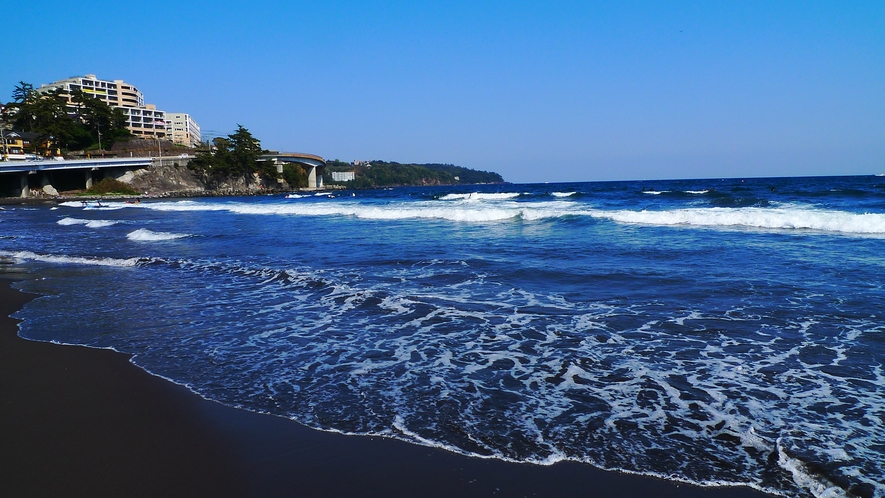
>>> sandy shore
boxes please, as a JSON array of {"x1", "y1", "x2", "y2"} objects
[{"x1": 1, "y1": 276, "x2": 774, "y2": 497}]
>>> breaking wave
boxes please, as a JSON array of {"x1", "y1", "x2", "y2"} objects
[
  {"x1": 126, "y1": 199, "x2": 885, "y2": 235},
  {"x1": 0, "y1": 250, "x2": 140, "y2": 267},
  {"x1": 57, "y1": 217, "x2": 120, "y2": 228},
  {"x1": 591, "y1": 206, "x2": 885, "y2": 234},
  {"x1": 126, "y1": 229, "x2": 191, "y2": 242}
]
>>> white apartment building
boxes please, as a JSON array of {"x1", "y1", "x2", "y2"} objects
[
  {"x1": 37, "y1": 74, "x2": 168, "y2": 140},
  {"x1": 164, "y1": 112, "x2": 201, "y2": 147},
  {"x1": 331, "y1": 171, "x2": 356, "y2": 182}
]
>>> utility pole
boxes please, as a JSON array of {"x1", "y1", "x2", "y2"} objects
[{"x1": 0, "y1": 111, "x2": 7, "y2": 161}]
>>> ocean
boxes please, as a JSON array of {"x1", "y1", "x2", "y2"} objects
[{"x1": 2, "y1": 175, "x2": 883, "y2": 498}]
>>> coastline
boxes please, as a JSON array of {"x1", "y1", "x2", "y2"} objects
[
  {"x1": 0, "y1": 187, "x2": 339, "y2": 206},
  {"x1": 1, "y1": 275, "x2": 776, "y2": 497}
]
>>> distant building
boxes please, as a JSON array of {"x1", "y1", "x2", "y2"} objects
[
  {"x1": 37, "y1": 74, "x2": 145, "y2": 108},
  {"x1": 331, "y1": 171, "x2": 356, "y2": 182},
  {"x1": 37, "y1": 74, "x2": 169, "y2": 140},
  {"x1": 0, "y1": 130, "x2": 60, "y2": 160},
  {"x1": 164, "y1": 112, "x2": 201, "y2": 147}
]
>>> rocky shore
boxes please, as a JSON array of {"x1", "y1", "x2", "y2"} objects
[{"x1": 0, "y1": 161, "x2": 340, "y2": 205}]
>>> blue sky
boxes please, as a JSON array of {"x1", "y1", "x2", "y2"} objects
[{"x1": 2, "y1": 1, "x2": 883, "y2": 182}]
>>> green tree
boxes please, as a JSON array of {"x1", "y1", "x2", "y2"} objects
[
  {"x1": 227, "y1": 124, "x2": 264, "y2": 180},
  {"x1": 12, "y1": 88, "x2": 84, "y2": 153},
  {"x1": 189, "y1": 125, "x2": 273, "y2": 184},
  {"x1": 70, "y1": 89, "x2": 131, "y2": 149},
  {"x1": 282, "y1": 164, "x2": 308, "y2": 188},
  {"x1": 3, "y1": 82, "x2": 131, "y2": 154},
  {"x1": 11, "y1": 82, "x2": 36, "y2": 105}
]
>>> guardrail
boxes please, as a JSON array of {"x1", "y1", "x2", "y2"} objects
[{"x1": 0, "y1": 156, "x2": 193, "y2": 174}]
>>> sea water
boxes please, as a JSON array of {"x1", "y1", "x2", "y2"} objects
[{"x1": 1, "y1": 176, "x2": 883, "y2": 498}]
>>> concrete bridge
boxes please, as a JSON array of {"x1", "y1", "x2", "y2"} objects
[
  {"x1": 0, "y1": 156, "x2": 188, "y2": 198},
  {"x1": 261, "y1": 152, "x2": 326, "y2": 189},
  {"x1": 0, "y1": 151, "x2": 327, "y2": 197}
]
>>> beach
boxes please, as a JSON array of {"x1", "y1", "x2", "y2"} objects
[{"x1": 1, "y1": 276, "x2": 773, "y2": 497}]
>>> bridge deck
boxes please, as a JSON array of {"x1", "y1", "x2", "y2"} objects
[{"x1": 0, "y1": 157, "x2": 190, "y2": 174}]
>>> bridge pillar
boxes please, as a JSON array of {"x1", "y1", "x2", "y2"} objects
[
  {"x1": 85, "y1": 170, "x2": 93, "y2": 189},
  {"x1": 306, "y1": 166, "x2": 317, "y2": 189},
  {"x1": 274, "y1": 160, "x2": 285, "y2": 185},
  {"x1": 19, "y1": 173, "x2": 29, "y2": 198}
]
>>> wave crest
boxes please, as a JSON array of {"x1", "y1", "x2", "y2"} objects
[
  {"x1": 127, "y1": 229, "x2": 190, "y2": 241},
  {"x1": 57, "y1": 217, "x2": 120, "y2": 228}
]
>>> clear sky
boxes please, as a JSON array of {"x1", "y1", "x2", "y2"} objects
[{"x1": 2, "y1": 1, "x2": 883, "y2": 183}]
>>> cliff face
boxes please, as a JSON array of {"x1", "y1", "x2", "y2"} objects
[
  {"x1": 116, "y1": 163, "x2": 277, "y2": 196},
  {"x1": 118, "y1": 163, "x2": 206, "y2": 196}
]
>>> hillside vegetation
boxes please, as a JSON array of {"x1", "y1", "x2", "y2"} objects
[{"x1": 325, "y1": 160, "x2": 503, "y2": 188}]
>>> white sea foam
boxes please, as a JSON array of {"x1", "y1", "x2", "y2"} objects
[
  {"x1": 229, "y1": 202, "x2": 526, "y2": 222},
  {"x1": 0, "y1": 250, "x2": 139, "y2": 267},
  {"x1": 126, "y1": 228, "x2": 190, "y2": 241},
  {"x1": 126, "y1": 200, "x2": 229, "y2": 212},
  {"x1": 57, "y1": 217, "x2": 120, "y2": 228},
  {"x1": 551, "y1": 192, "x2": 576, "y2": 197},
  {"x1": 590, "y1": 206, "x2": 885, "y2": 234},
  {"x1": 438, "y1": 192, "x2": 520, "y2": 201},
  {"x1": 777, "y1": 439, "x2": 850, "y2": 498},
  {"x1": 58, "y1": 200, "x2": 126, "y2": 210},
  {"x1": 126, "y1": 198, "x2": 885, "y2": 234}
]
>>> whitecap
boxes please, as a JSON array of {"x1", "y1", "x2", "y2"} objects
[
  {"x1": 0, "y1": 250, "x2": 139, "y2": 267},
  {"x1": 57, "y1": 217, "x2": 120, "y2": 228},
  {"x1": 126, "y1": 228, "x2": 190, "y2": 241},
  {"x1": 590, "y1": 206, "x2": 885, "y2": 234},
  {"x1": 439, "y1": 192, "x2": 520, "y2": 201}
]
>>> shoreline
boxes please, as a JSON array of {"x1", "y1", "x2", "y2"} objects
[
  {"x1": 1, "y1": 274, "x2": 775, "y2": 497},
  {"x1": 0, "y1": 186, "x2": 343, "y2": 205}
]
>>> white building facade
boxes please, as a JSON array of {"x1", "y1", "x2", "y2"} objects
[
  {"x1": 331, "y1": 171, "x2": 356, "y2": 182},
  {"x1": 164, "y1": 112, "x2": 201, "y2": 147}
]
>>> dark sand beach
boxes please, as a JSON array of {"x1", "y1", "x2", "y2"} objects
[{"x1": 1, "y1": 276, "x2": 774, "y2": 497}]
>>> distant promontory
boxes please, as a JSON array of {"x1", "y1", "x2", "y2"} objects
[{"x1": 324, "y1": 160, "x2": 504, "y2": 188}]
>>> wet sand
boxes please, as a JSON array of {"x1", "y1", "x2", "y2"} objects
[{"x1": 1, "y1": 277, "x2": 774, "y2": 497}]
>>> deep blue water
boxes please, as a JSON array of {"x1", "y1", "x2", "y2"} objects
[{"x1": 2, "y1": 176, "x2": 884, "y2": 497}]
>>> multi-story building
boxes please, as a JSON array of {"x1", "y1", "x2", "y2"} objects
[
  {"x1": 120, "y1": 104, "x2": 168, "y2": 140},
  {"x1": 164, "y1": 112, "x2": 201, "y2": 147},
  {"x1": 331, "y1": 171, "x2": 356, "y2": 182},
  {"x1": 37, "y1": 74, "x2": 168, "y2": 140}
]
